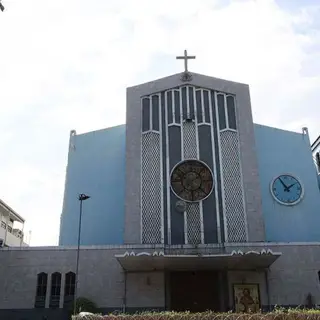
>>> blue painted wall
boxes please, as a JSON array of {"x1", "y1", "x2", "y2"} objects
[
  {"x1": 59, "y1": 125, "x2": 126, "y2": 246},
  {"x1": 59, "y1": 122, "x2": 320, "y2": 245},
  {"x1": 254, "y1": 124, "x2": 320, "y2": 242}
]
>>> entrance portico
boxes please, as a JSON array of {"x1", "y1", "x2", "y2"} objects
[{"x1": 115, "y1": 248, "x2": 281, "y2": 312}]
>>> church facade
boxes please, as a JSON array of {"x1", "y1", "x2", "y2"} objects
[{"x1": 1, "y1": 57, "x2": 320, "y2": 319}]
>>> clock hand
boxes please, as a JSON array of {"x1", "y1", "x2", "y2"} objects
[
  {"x1": 287, "y1": 183, "x2": 296, "y2": 190},
  {"x1": 279, "y1": 178, "x2": 289, "y2": 191}
]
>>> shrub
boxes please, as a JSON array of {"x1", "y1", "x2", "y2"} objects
[
  {"x1": 72, "y1": 296, "x2": 99, "y2": 315},
  {"x1": 72, "y1": 310, "x2": 320, "y2": 320}
]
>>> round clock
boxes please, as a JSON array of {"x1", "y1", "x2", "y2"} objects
[
  {"x1": 270, "y1": 174, "x2": 304, "y2": 205},
  {"x1": 170, "y1": 160, "x2": 214, "y2": 202}
]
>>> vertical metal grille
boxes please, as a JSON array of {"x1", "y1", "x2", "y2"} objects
[
  {"x1": 220, "y1": 130, "x2": 247, "y2": 242},
  {"x1": 141, "y1": 132, "x2": 162, "y2": 243},
  {"x1": 186, "y1": 203, "x2": 201, "y2": 244},
  {"x1": 182, "y1": 120, "x2": 201, "y2": 244},
  {"x1": 183, "y1": 121, "x2": 197, "y2": 159}
]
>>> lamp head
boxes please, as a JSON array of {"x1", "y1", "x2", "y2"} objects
[
  {"x1": 78, "y1": 194, "x2": 90, "y2": 201},
  {"x1": 0, "y1": 2, "x2": 5, "y2": 12}
]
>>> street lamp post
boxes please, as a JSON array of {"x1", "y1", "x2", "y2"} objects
[{"x1": 73, "y1": 193, "x2": 90, "y2": 315}]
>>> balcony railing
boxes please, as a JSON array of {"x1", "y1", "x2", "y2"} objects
[{"x1": 0, "y1": 221, "x2": 23, "y2": 239}]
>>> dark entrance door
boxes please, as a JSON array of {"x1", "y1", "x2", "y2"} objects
[{"x1": 169, "y1": 271, "x2": 221, "y2": 312}]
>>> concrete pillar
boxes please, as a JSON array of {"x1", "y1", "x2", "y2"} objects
[
  {"x1": 45, "y1": 273, "x2": 52, "y2": 308},
  {"x1": 59, "y1": 273, "x2": 66, "y2": 309}
]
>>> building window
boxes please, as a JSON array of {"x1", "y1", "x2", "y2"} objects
[
  {"x1": 35, "y1": 272, "x2": 48, "y2": 308},
  {"x1": 49, "y1": 272, "x2": 61, "y2": 308},
  {"x1": 318, "y1": 271, "x2": 320, "y2": 283},
  {"x1": 64, "y1": 272, "x2": 76, "y2": 308}
]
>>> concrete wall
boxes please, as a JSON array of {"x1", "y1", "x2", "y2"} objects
[
  {"x1": 226, "y1": 243, "x2": 320, "y2": 308},
  {"x1": 1, "y1": 243, "x2": 319, "y2": 318},
  {"x1": 0, "y1": 245, "x2": 166, "y2": 315},
  {"x1": 126, "y1": 272, "x2": 165, "y2": 308},
  {"x1": 254, "y1": 124, "x2": 320, "y2": 242},
  {"x1": 0, "y1": 247, "x2": 123, "y2": 310},
  {"x1": 59, "y1": 125, "x2": 126, "y2": 246},
  {"x1": 268, "y1": 244, "x2": 320, "y2": 307}
]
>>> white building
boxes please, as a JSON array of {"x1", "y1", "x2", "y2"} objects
[{"x1": 0, "y1": 199, "x2": 28, "y2": 247}]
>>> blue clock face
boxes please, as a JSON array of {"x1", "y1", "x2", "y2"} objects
[{"x1": 271, "y1": 174, "x2": 303, "y2": 205}]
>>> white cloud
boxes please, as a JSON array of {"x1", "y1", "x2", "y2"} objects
[{"x1": 0, "y1": 0, "x2": 319, "y2": 245}]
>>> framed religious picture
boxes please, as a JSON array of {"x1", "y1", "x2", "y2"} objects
[{"x1": 233, "y1": 283, "x2": 261, "y2": 313}]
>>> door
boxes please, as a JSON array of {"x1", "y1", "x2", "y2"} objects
[{"x1": 169, "y1": 271, "x2": 221, "y2": 312}]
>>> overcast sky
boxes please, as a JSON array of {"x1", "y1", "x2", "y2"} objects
[{"x1": 0, "y1": 0, "x2": 319, "y2": 246}]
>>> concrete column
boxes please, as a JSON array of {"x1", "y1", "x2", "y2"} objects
[
  {"x1": 20, "y1": 222, "x2": 25, "y2": 247},
  {"x1": 59, "y1": 273, "x2": 66, "y2": 308},
  {"x1": 4, "y1": 214, "x2": 8, "y2": 246},
  {"x1": 45, "y1": 273, "x2": 52, "y2": 308}
]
